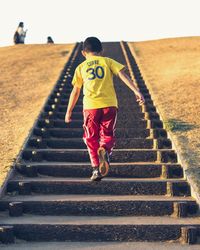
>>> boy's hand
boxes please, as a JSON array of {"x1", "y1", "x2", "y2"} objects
[
  {"x1": 118, "y1": 70, "x2": 145, "y2": 106},
  {"x1": 135, "y1": 92, "x2": 145, "y2": 105},
  {"x1": 65, "y1": 111, "x2": 72, "y2": 123}
]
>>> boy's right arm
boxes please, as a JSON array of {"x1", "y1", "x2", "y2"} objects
[
  {"x1": 65, "y1": 86, "x2": 81, "y2": 123},
  {"x1": 118, "y1": 69, "x2": 145, "y2": 105}
]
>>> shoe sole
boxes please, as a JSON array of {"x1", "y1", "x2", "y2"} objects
[
  {"x1": 98, "y1": 147, "x2": 110, "y2": 177},
  {"x1": 90, "y1": 176, "x2": 102, "y2": 182}
]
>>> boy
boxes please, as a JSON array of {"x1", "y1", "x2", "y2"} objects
[{"x1": 65, "y1": 37, "x2": 145, "y2": 181}]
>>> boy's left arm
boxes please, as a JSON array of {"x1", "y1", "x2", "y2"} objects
[
  {"x1": 118, "y1": 69, "x2": 145, "y2": 105},
  {"x1": 65, "y1": 86, "x2": 81, "y2": 123}
]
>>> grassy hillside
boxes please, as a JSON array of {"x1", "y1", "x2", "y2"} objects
[
  {"x1": 0, "y1": 44, "x2": 74, "y2": 187},
  {"x1": 129, "y1": 37, "x2": 200, "y2": 193}
]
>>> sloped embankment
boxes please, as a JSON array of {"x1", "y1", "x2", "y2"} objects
[
  {"x1": 129, "y1": 37, "x2": 200, "y2": 193},
  {"x1": 0, "y1": 44, "x2": 74, "y2": 186}
]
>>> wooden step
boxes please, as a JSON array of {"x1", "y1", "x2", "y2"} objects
[
  {"x1": 27, "y1": 137, "x2": 172, "y2": 150},
  {"x1": 21, "y1": 149, "x2": 177, "y2": 163},
  {"x1": 7, "y1": 177, "x2": 190, "y2": 196},
  {"x1": 33, "y1": 127, "x2": 167, "y2": 139},
  {"x1": 0, "y1": 195, "x2": 197, "y2": 217},
  {"x1": 0, "y1": 215, "x2": 199, "y2": 242},
  {"x1": 15, "y1": 162, "x2": 183, "y2": 179}
]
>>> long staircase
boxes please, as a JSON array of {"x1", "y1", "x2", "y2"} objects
[{"x1": 0, "y1": 42, "x2": 199, "y2": 245}]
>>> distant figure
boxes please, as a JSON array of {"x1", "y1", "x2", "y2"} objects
[
  {"x1": 13, "y1": 22, "x2": 27, "y2": 45},
  {"x1": 47, "y1": 36, "x2": 54, "y2": 44}
]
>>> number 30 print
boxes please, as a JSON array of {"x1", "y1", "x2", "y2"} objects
[{"x1": 87, "y1": 66, "x2": 105, "y2": 80}]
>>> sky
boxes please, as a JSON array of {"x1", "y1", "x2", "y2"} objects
[{"x1": 0, "y1": 0, "x2": 199, "y2": 46}]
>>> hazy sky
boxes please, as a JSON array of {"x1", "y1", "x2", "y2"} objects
[{"x1": 0, "y1": 0, "x2": 199, "y2": 46}]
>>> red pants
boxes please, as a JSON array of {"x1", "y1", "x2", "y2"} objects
[{"x1": 83, "y1": 107, "x2": 117, "y2": 167}]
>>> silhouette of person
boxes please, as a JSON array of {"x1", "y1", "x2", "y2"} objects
[
  {"x1": 13, "y1": 22, "x2": 27, "y2": 44},
  {"x1": 47, "y1": 36, "x2": 54, "y2": 44}
]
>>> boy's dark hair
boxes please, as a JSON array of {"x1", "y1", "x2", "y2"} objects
[{"x1": 83, "y1": 37, "x2": 102, "y2": 53}]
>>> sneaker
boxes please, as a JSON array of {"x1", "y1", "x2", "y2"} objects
[
  {"x1": 98, "y1": 147, "x2": 110, "y2": 177},
  {"x1": 90, "y1": 167, "x2": 102, "y2": 182}
]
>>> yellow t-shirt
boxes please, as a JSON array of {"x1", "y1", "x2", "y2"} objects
[{"x1": 72, "y1": 56, "x2": 125, "y2": 109}]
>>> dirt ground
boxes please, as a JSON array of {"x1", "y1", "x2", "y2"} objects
[
  {"x1": 0, "y1": 44, "x2": 74, "y2": 187},
  {"x1": 129, "y1": 37, "x2": 200, "y2": 193}
]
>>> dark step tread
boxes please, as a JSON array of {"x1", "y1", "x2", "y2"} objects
[
  {"x1": 23, "y1": 148, "x2": 175, "y2": 152},
  {"x1": 28, "y1": 137, "x2": 171, "y2": 147},
  {"x1": 0, "y1": 196, "x2": 198, "y2": 216},
  {"x1": 7, "y1": 177, "x2": 190, "y2": 196},
  {"x1": 1, "y1": 215, "x2": 200, "y2": 225},
  {"x1": 2, "y1": 194, "x2": 196, "y2": 202},
  {"x1": 33, "y1": 127, "x2": 167, "y2": 135},
  {"x1": 37, "y1": 119, "x2": 149, "y2": 129},
  {"x1": 22, "y1": 148, "x2": 177, "y2": 163},
  {"x1": 33, "y1": 127, "x2": 167, "y2": 139},
  {"x1": 30, "y1": 137, "x2": 155, "y2": 142},
  {"x1": 16, "y1": 161, "x2": 183, "y2": 179},
  {"x1": 18, "y1": 162, "x2": 182, "y2": 166},
  {"x1": 9, "y1": 177, "x2": 187, "y2": 182}
]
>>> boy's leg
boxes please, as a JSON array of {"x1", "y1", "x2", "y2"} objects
[
  {"x1": 99, "y1": 107, "x2": 118, "y2": 154},
  {"x1": 83, "y1": 109, "x2": 102, "y2": 168},
  {"x1": 98, "y1": 107, "x2": 117, "y2": 176}
]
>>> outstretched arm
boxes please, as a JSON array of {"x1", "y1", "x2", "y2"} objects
[
  {"x1": 118, "y1": 69, "x2": 145, "y2": 105},
  {"x1": 65, "y1": 86, "x2": 81, "y2": 123}
]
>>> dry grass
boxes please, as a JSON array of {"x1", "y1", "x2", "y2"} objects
[
  {"x1": 129, "y1": 37, "x2": 200, "y2": 193},
  {"x1": 0, "y1": 44, "x2": 74, "y2": 187}
]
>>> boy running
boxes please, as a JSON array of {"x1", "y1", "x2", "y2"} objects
[{"x1": 65, "y1": 37, "x2": 145, "y2": 181}]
